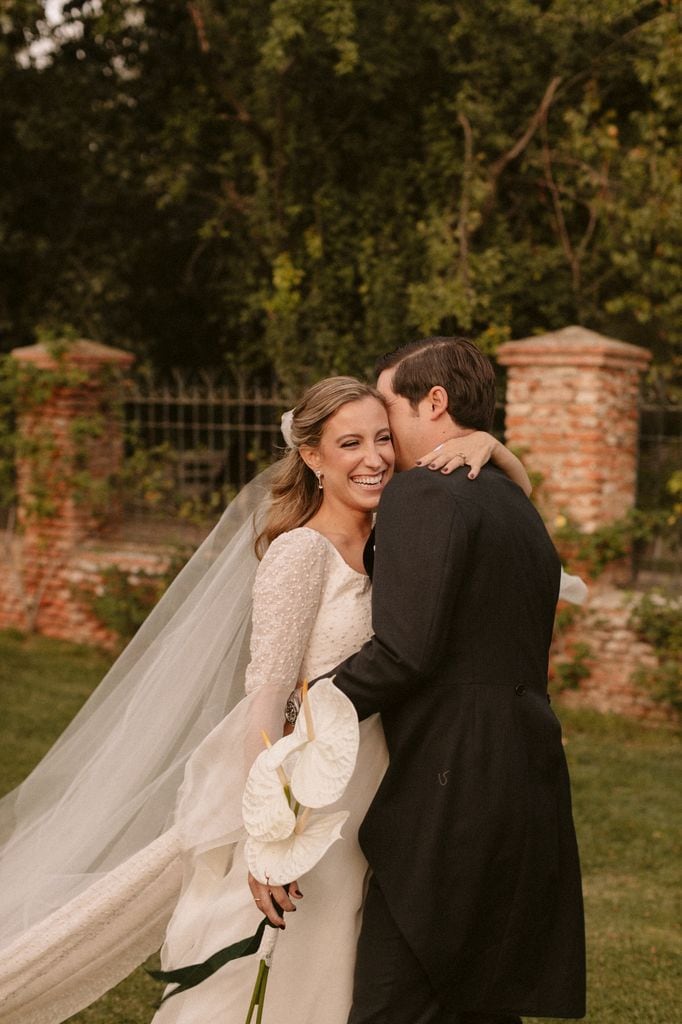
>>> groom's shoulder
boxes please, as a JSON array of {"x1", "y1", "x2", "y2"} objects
[
  {"x1": 380, "y1": 466, "x2": 461, "y2": 520},
  {"x1": 383, "y1": 465, "x2": 451, "y2": 501},
  {"x1": 385, "y1": 464, "x2": 509, "y2": 501}
]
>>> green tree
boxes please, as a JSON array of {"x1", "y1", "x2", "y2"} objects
[{"x1": 0, "y1": 1, "x2": 678, "y2": 397}]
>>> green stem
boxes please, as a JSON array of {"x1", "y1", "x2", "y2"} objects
[
  {"x1": 243, "y1": 958, "x2": 271, "y2": 1024},
  {"x1": 244, "y1": 959, "x2": 266, "y2": 1024},
  {"x1": 255, "y1": 962, "x2": 270, "y2": 1024}
]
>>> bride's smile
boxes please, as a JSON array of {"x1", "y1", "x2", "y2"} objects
[{"x1": 302, "y1": 395, "x2": 395, "y2": 513}]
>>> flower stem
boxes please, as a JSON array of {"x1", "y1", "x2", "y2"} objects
[
  {"x1": 294, "y1": 805, "x2": 312, "y2": 834},
  {"x1": 244, "y1": 958, "x2": 270, "y2": 1024},
  {"x1": 301, "y1": 679, "x2": 315, "y2": 741},
  {"x1": 261, "y1": 729, "x2": 291, "y2": 796}
]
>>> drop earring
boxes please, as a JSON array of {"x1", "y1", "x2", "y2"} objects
[{"x1": 315, "y1": 470, "x2": 324, "y2": 490}]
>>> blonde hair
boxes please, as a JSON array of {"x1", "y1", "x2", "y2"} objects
[{"x1": 255, "y1": 376, "x2": 385, "y2": 557}]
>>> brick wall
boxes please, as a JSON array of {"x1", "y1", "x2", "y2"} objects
[
  {"x1": 0, "y1": 537, "x2": 174, "y2": 650},
  {"x1": 551, "y1": 584, "x2": 674, "y2": 724},
  {"x1": 499, "y1": 327, "x2": 675, "y2": 722},
  {"x1": 0, "y1": 331, "x2": 675, "y2": 719}
]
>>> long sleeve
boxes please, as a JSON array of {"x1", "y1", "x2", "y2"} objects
[
  {"x1": 332, "y1": 470, "x2": 469, "y2": 719},
  {"x1": 173, "y1": 528, "x2": 329, "y2": 857},
  {"x1": 244, "y1": 529, "x2": 328, "y2": 693}
]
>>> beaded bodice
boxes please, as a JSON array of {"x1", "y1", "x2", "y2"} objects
[{"x1": 244, "y1": 527, "x2": 372, "y2": 693}]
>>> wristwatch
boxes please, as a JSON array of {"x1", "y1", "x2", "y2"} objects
[{"x1": 284, "y1": 688, "x2": 302, "y2": 726}]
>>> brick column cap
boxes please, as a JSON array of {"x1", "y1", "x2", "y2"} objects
[
  {"x1": 498, "y1": 325, "x2": 652, "y2": 371},
  {"x1": 11, "y1": 339, "x2": 134, "y2": 370}
]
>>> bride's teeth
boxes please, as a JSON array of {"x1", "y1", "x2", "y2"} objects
[{"x1": 353, "y1": 475, "x2": 382, "y2": 485}]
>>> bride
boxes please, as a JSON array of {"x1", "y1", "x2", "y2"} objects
[{"x1": 0, "y1": 375, "x2": 535, "y2": 1024}]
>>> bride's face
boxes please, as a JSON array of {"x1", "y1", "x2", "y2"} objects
[{"x1": 307, "y1": 396, "x2": 394, "y2": 511}]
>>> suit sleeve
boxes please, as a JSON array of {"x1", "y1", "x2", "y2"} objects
[{"x1": 332, "y1": 469, "x2": 469, "y2": 719}]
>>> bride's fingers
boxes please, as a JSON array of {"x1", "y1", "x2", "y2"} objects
[
  {"x1": 437, "y1": 455, "x2": 468, "y2": 475},
  {"x1": 261, "y1": 891, "x2": 286, "y2": 927},
  {"x1": 415, "y1": 450, "x2": 469, "y2": 474},
  {"x1": 414, "y1": 445, "x2": 446, "y2": 468},
  {"x1": 248, "y1": 874, "x2": 286, "y2": 927},
  {"x1": 270, "y1": 884, "x2": 296, "y2": 914},
  {"x1": 462, "y1": 454, "x2": 484, "y2": 479}
]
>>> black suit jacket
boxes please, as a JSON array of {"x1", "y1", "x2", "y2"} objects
[{"x1": 332, "y1": 465, "x2": 585, "y2": 1018}]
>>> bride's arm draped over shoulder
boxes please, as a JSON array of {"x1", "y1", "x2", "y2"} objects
[{"x1": 417, "y1": 433, "x2": 532, "y2": 496}]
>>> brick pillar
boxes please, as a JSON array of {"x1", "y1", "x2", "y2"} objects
[
  {"x1": 498, "y1": 326, "x2": 651, "y2": 532},
  {"x1": 8, "y1": 339, "x2": 134, "y2": 634}
]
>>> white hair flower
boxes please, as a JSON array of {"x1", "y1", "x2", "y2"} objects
[{"x1": 280, "y1": 409, "x2": 295, "y2": 448}]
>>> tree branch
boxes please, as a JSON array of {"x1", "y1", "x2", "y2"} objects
[
  {"x1": 489, "y1": 75, "x2": 563, "y2": 185},
  {"x1": 187, "y1": 2, "x2": 210, "y2": 53},
  {"x1": 541, "y1": 120, "x2": 580, "y2": 296}
]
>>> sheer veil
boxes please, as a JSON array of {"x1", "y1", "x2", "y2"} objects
[{"x1": 0, "y1": 466, "x2": 276, "y2": 952}]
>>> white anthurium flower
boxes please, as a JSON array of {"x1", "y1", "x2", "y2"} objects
[
  {"x1": 262, "y1": 679, "x2": 360, "y2": 809},
  {"x1": 242, "y1": 747, "x2": 297, "y2": 842},
  {"x1": 246, "y1": 810, "x2": 350, "y2": 885}
]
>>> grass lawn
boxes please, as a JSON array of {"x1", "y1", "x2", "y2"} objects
[{"x1": 1, "y1": 630, "x2": 680, "y2": 1023}]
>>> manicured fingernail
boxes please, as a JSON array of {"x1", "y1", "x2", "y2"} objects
[{"x1": 415, "y1": 460, "x2": 422, "y2": 465}]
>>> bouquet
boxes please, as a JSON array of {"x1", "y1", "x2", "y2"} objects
[{"x1": 150, "y1": 679, "x2": 359, "y2": 1023}]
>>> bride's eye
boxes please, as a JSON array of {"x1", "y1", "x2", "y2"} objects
[{"x1": 341, "y1": 440, "x2": 360, "y2": 448}]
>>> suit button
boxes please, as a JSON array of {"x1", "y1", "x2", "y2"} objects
[{"x1": 515, "y1": 684, "x2": 526, "y2": 696}]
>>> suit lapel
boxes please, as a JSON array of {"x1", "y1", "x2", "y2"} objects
[{"x1": 363, "y1": 529, "x2": 376, "y2": 579}]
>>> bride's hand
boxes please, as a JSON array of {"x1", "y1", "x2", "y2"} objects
[
  {"x1": 248, "y1": 872, "x2": 303, "y2": 928},
  {"x1": 416, "y1": 433, "x2": 532, "y2": 497}
]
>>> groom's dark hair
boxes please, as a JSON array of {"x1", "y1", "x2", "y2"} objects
[{"x1": 375, "y1": 336, "x2": 496, "y2": 431}]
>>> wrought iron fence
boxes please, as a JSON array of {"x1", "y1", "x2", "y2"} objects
[
  {"x1": 123, "y1": 371, "x2": 286, "y2": 516},
  {"x1": 121, "y1": 373, "x2": 680, "y2": 583},
  {"x1": 635, "y1": 402, "x2": 681, "y2": 585},
  {"x1": 638, "y1": 403, "x2": 681, "y2": 509}
]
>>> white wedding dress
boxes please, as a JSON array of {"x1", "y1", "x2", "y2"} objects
[{"x1": 0, "y1": 527, "x2": 388, "y2": 1024}]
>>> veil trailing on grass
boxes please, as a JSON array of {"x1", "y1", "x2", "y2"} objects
[{"x1": 0, "y1": 467, "x2": 276, "y2": 953}]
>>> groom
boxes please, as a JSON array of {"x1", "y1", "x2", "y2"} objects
[{"x1": 330, "y1": 337, "x2": 586, "y2": 1024}]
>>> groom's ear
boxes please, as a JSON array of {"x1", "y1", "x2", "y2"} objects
[{"x1": 427, "y1": 385, "x2": 449, "y2": 420}]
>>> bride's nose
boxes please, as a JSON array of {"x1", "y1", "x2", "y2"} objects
[{"x1": 363, "y1": 446, "x2": 387, "y2": 470}]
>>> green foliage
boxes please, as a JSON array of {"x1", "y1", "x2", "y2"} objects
[
  {"x1": 629, "y1": 592, "x2": 682, "y2": 712},
  {"x1": 0, "y1": 1, "x2": 679, "y2": 394},
  {"x1": 78, "y1": 559, "x2": 185, "y2": 644},
  {"x1": 555, "y1": 640, "x2": 593, "y2": 691},
  {"x1": 0, "y1": 348, "x2": 129, "y2": 524},
  {"x1": 554, "y1": 502, "x2": 681, "y2": 578},
  {"x1": 0, "y1": 350, "x2": 233, "y2": 528}
]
